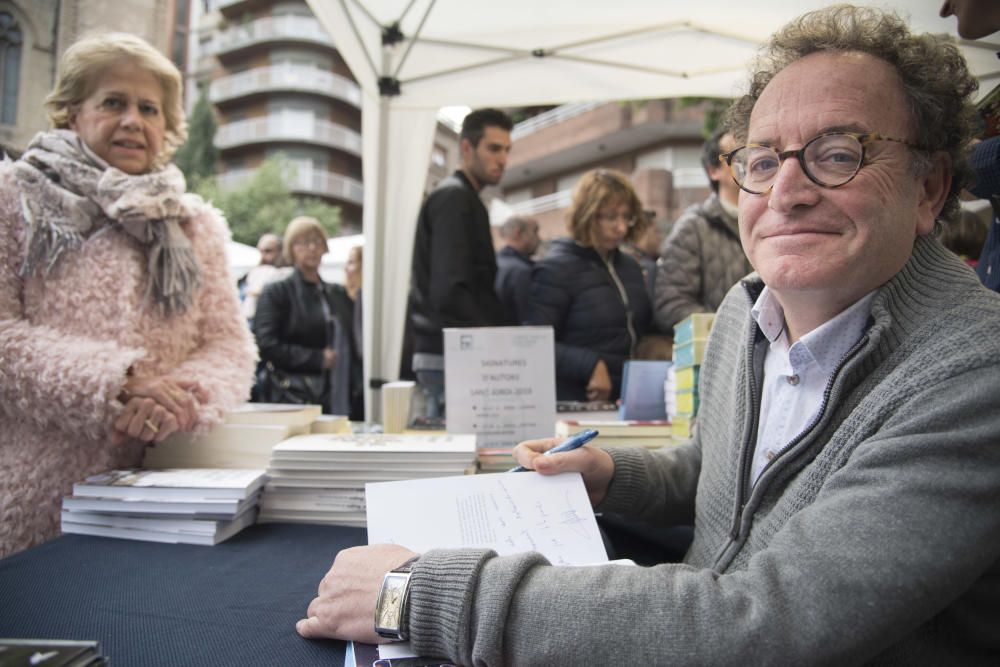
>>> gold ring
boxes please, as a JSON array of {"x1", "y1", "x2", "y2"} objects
[{"x1": 144, "y1": 419, "x2": 159, "y2": 434}]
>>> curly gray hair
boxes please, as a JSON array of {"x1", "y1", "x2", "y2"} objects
[{"x1": 724, "y1": 4, "x2": 978, "y2": 224}]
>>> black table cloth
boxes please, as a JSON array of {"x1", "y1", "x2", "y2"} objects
[{"x1": 0, "y1": 522, "x2": 366, "y2": 666}]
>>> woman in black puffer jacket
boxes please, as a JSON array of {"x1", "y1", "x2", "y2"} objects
[
  {"x1": 254, "y1": 217, "x2": 363, "y2": 419},
  {"x1": 526, "y1": 169, "x2": 652, "y2": 401}
]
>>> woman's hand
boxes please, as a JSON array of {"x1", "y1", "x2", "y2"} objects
[
  {"x1": 112, "y1": 376, "x2": 204, "y2": 444},
  {"x1": 511, "y1": 436, "x2": 615, "y2": 506},
  {"x1": 322, "y1": 347, "x2": 338, "y2": 370},
  {"x1": 586, "y1": 359, "x2": 612, "y2": 402},
  {"x1": 112, "y1": 397, "x2": 179, "y2": 445}
]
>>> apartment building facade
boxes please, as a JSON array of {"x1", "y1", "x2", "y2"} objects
[
  {"x1": 196, "y1": 0, "x2": 365, "y2": 229},
  {"x1": 0, "y1": 0, "x2": 185, "y2": 158},
  {"x1": 498, "y1": 99, "x2": 717, "y2": 244}
]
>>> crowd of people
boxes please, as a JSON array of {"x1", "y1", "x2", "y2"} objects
[{"x1": 2, "y1": 2, "x2": 999, "y2": 662}]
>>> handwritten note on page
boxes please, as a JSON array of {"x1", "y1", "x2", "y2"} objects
[{"x1": 364, "y1": 472, "x2": 608, "y2": 566}]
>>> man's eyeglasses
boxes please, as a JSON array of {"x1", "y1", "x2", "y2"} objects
[
  {"x1": 719, "y1": 131, "x2": 919, "y2": 195},
  {"x1": 596, "y1": 211, "x2": 638, "y2": 228}
]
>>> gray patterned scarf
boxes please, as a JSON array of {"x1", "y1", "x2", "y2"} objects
[{"x1": 12, "y1": 129, "x2": 201, "y2": 316}]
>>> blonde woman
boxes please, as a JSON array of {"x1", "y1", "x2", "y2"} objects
[
  {"x1": 254, "y1": 218, "x2": 362, "y2": 419},
  {"x1": 0, "y1": 33, "x2": 256, "y2": 556},
  {"x1": 526, "y1": 169, "x2": 652, "y2": 401}
]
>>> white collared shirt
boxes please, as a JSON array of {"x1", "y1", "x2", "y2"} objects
[{"x1": 749, "y1": 287, "x2": 876, "y2": 485}]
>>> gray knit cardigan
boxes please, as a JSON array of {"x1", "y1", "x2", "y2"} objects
[{"x1": 405, "y1": 235, "x2": 1000, "y2": 666}]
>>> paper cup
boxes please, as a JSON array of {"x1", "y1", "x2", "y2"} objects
[{"x1": 381, "y1": 381, "x2": 416, "y2": 433}]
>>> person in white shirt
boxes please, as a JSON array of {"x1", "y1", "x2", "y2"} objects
[{"x1": 241, "y1": 233, "x2": 285, "y2": 324}]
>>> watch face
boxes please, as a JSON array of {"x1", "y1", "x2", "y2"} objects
[{"x1": 377, "y1": 575, "x2": 407, "y2": 631}]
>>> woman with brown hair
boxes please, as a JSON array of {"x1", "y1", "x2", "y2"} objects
[{"x1": 526, "y1": 169, "x2": 652, "y2": 401}]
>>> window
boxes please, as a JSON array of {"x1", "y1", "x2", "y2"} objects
[
  {"x1": 171, "y1": 0, "x2": 190, "y2": 71},
  {"x1": 431, "y1": 145, "x2": 447, "y2": 168},
  {"x1": 0, "y1": 12, "x2": 22, "y2": 125}
]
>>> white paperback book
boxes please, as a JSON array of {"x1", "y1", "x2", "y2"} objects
[
  {"x1": 61, "y1": 507, "x2": 257, "y2": 545},
  {"x1": 62, "y1": 492, "x2": 261, "y2": 519},
  {"x1": 365, "y1": 471, "x2": 611, "y2": 662},
  {"x1": 365, "y1": 471, "x2": 607, "y2": 564},
  {"x1": 273, "y1": 433, "x2": 476, "y2": 459},
  {"x1": 72, "y1": 469, "x2": 267, "y2": 501}
]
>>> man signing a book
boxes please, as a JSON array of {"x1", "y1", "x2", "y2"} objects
[{"x1": 297, "y1": 6, "x2": 1000, "y2": 664}]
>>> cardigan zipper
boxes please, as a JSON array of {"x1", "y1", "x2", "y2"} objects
[
  {"x1": 730, "y1": 312, "x2": 763, "y2": 541},
  {"x1": 753, "y1": 334, "x2": 870, "y2": 485},
  {"x1": 728, "y1": 331, "x2": 871, "y2": 543}
]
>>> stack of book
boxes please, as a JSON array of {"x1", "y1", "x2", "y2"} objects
[
  {"x1": 556, "y1": 400, "x2": 620, "y2": 421},
  {"x1": 258, "y1": 433, "x2": 477, "y2": 526},
  {"x1": 554, "y1": 419, "x2": 672, "y2": 449},
  {"x1": 670, "y1": 313, "x2": 714, "y2": 439},
  {"x1": 61, "y1": 468, "x2": 266, "y2": 545},
  {"x1": 477, "y1": 446, "x2": 516, "y2": 473},
  {"x1": 473, "y1": 402, "x2": 622, "y2": 472},
  {"x1": 142, "y1": 403, "x2": 343, "y2": 469}
]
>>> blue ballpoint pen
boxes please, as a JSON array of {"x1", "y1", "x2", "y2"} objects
[{"x1": 507, "y1": 429, "x2": 600, "y2": 472}]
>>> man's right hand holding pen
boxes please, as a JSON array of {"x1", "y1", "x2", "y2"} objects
[{"x1": 510, "y1": 434, "x2": 616, "y2": 507}]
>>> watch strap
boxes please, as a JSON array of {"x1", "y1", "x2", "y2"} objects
[{"x1": 394, "y1": 555, "x2": 419, "y2": 573}]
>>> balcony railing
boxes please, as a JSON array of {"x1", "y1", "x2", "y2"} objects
[
  {"x1": 506, "y1": 167, "x2": 709, "y2": 218},
  {"x1": 506, "y1": 189, "x2": 574, "y2": 217},
  {"x1": 218, "y1": 167, "x2": 364, "y2": 206},
  {"x1": 211, "y1": 14, "x2": 333, "y2": 55},
  {"x1": 511, "y1": 102, "x2": 604, "y2": 140},
  {"x1": 210, "y1": 64, "x2": 361, "y2": 107},
  {"x1": 215, "y1": 115, "x2": 363, "y2": 156}
]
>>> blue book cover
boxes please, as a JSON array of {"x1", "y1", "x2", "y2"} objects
[{"x1": 618, "y1": 360, "x2": 672, "y2": 421}]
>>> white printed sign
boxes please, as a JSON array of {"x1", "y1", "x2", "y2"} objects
[{"x1": 444, "y1": 326, "x2": 556, "y2": 449}]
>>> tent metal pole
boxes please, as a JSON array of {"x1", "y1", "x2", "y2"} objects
[
  {"x1": 392, "y1": 0, "x2": 437, "y2": 80},
  {"x1": 367, "y1": 52, "x2": 394, "y2": 423},
  {"x1": 339, "y1": 0, "x2": 379, "y2": 81},
  {"x1": 394, "y1": 22, "x2": 760, "y2": 86}
]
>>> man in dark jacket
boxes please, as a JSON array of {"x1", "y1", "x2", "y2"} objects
[
  {"x1": 408, "y1": 108, "x2": 512, "y2": 417},
  {"x1": 494, "y1": 215, "x2": 540, "y2": 326}
]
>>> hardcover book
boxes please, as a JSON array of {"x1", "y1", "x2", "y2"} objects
[
  {"x1": 0, "y1": 639, "x2": 106, "y2": 667},
  {"x1": 618, "y1": 360, "x2": 671, "y2": 420},
  {"x1": 555, "y1": 419, "x2": 672, "y2": 437}
]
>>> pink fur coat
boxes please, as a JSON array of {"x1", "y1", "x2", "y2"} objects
[{"x1": 0, "y1": 165, "x2": 257, "y2": 557}]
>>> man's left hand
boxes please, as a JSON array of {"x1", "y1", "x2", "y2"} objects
[{"x1": 297, "y1": 544, "x2": 419, "y2": 642}]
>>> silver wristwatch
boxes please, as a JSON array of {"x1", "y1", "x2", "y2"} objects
[{"x1": 374, "y1": 556, "x2": 419, "y2": 641}]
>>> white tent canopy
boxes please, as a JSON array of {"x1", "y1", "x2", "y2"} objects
[{"x1": 305, "y1": 0, "x2": 1000, "y2": 418}]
